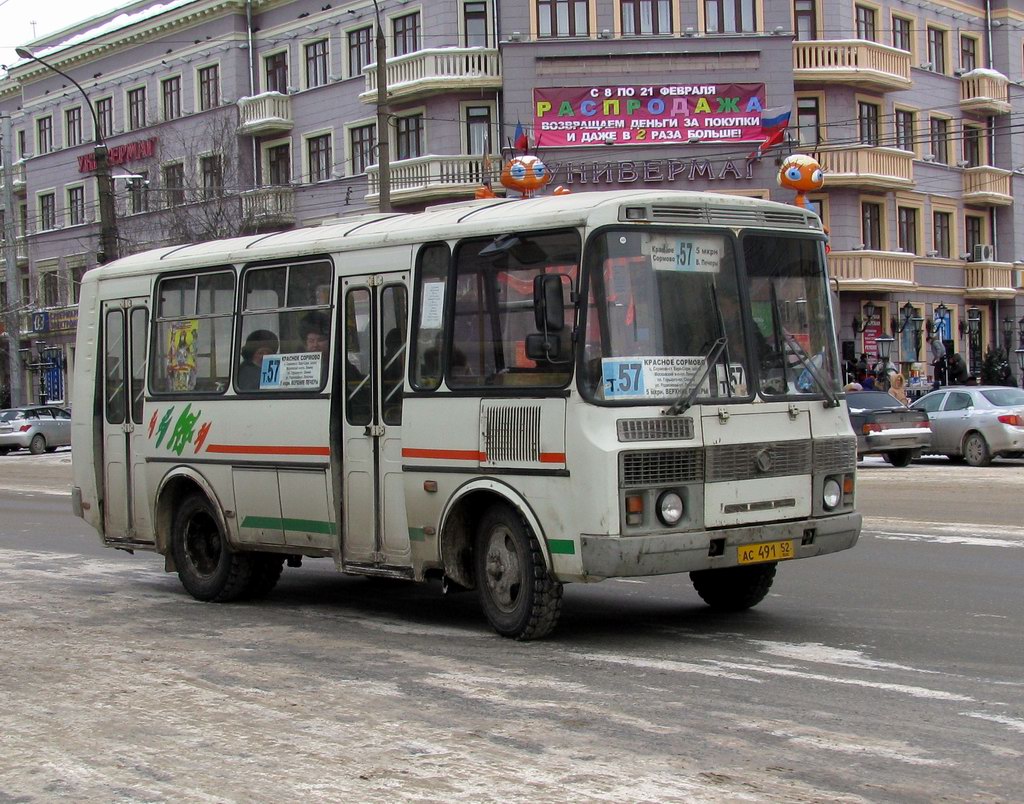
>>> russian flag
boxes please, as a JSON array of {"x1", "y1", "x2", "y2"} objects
[
  {"x1": 747, "y1": 105, "x2": 792, "y2": 161},
  {"x1": 513, "y1": 119, "x2": 529, "y2": 151}
]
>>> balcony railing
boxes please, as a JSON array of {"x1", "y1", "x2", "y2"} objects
[
  {"x1": 241, "y1": 186, "x2": 296, "y2": 228},
  {"x1": 965, "y1": 261, "x2": 1016, "y2": 300},
  {"x1": 828, "y1": 250, "x2": 916, "y2": 291},
  {"x1": 960, "y1": 71, "x2": 1011, "y2": 115},
  {"x1": 817, "y1": 145, "x2": 914, "y2": 190},
  {"x1": 365, "y1": 154, "x2": 500, "y2": 204},
  {"x1": 14, "y1": 236, "x2": 28, "y2": 266},
  {"x1": 793, "y1": 40, "x2": 912, "y2": 91},
  {"x1": 361, "y1": 48, "x2": 501, "y2": 104},
  {"x1": 238, "y1": 92, "x2": 294, "y2": 136},
  {"x1": 4, "y1": 161, "x2": 27, "y2": 194},
  {"x1": 962, "y1": 166, "x2": 1013, "y2": 206}
]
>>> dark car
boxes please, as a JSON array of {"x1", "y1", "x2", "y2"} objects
[{"x1": 846, "y1": 390, "x2": 931, "y2": 467}]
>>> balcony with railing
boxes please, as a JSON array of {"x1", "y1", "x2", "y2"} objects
[
  {"x1": 241, "y1": 186, "x2": 296, "y2": 229},
  {"x1": 960, "y1": 71, "x2": 1011, "y2": 115},
  {"x1": 15, "y1": 236, "x2": 28, "y2": 266},
  {"x1": 793, "y1": 40, "x2": 912, "y2": 91},
  {"x1": 365, "y1": 154, "x2": 500, "y2": 205},
  {"x1": 962, "y1": 166, "x2": 1013, "y2": 206},
  {"x1": 965, "y1": 261, "x2": 1017, "y2": 300},
  {"x1": 237, "y1": 93, "x2": 294, "y2": 136},
  {"x1": 828, "y1": 250, "x2": 916, "y2": 292},
  {"x1": 360, "y1": 48, "x2": 501, "y2": 104},
  {"x1": 3, "y1": 161, "x2": 27, "y2": 195},
  {"x1": 817, "y1": 145, "x2": 914, "y2": 190}
]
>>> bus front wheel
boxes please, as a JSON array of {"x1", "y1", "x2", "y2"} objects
[
  {"x1": 171, "y1": 493, "x2": 254, "y2": 602},
  {"x1": 475, "y1": 504, "x2": 562, "y2": 640},
  {"x1": 690, "y1": 563, "x2": 777, "y2": 612}
]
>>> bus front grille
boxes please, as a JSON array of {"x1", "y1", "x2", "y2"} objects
[
  {"x1": 621, "y1": 448, "x2": 704, "y2": 487},
  {"x1": 813, "y1": 436, "x2": 857, "y2": 474},
  {"x1": 617, "y1": 417, "x2": 694, "y2": 442},
  {"x1": 706, "y1": 440, "x2": 812, "y2": 482}
]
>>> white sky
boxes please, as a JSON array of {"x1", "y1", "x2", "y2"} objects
[{"x1": 0, "y1": 0, "x2": 124, "y2": 72}]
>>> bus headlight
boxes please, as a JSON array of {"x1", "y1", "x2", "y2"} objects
[
  {"x1": 656, "y1": 491, "x2": 684, "y2": 526},
  {"x1": 822, "y1": 478, "x2": 842, "y2": 510}
]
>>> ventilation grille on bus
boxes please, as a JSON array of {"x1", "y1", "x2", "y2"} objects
[
  {"x1": 706, "y1": 440, "x2": 812, "y2": 482},
  {"x1": 621, "y1": 448, "x2": 704, "y2": 487},
  {"x1": 813, "y1": 436, "x2": 857, "y2": 474},
  {"x1": 646, "y1": 205, "x2": 817, "y2": 230},
  {"x1": 617, "y1": 417, "x2": 694, "y2": 442},
  {"x1": 484, "y1": 404, "x2": 541, "y2": 463}
]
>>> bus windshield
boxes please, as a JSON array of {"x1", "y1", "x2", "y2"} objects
[{"x1": 580, "y1": 228, "x2": 838, "y2": 404}]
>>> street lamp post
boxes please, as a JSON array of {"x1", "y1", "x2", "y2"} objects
[
  {"x1": 875, "y1": 332, "x2": 895, "y2": 390},
  {"x1": 16, "y1": 47, "x2": 118, "y2": 263}
]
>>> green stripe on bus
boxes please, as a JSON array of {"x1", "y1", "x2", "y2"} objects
[
  {"x1": 408, "y1": 527, "x2": 427, "y2": 542},
  {"x1": 240, "y1": 516, "x2": 337, "y2": 535},
  {"x1": 547, "y1": 539, "x2": 576, "y2": 555}
]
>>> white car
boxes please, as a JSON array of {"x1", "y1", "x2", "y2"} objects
[
  {"x1": 0, "y1": 406, "x2": 72, "y2": 455},
  {"x1": 910, "y1": 386, "x2": 1024, "y2": 466}
]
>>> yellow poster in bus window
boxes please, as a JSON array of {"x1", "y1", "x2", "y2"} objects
[{"x1": 167, "y1": 320, "x2": 198, "y2": 391}]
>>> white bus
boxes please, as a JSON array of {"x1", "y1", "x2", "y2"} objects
[{"x1": 72, "y1": 190, "x2": 860, "y2": 640}]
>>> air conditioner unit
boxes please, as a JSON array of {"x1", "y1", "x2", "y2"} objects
[{"x1": 973, "y1": 243, "x2": 995, "y2": 263}]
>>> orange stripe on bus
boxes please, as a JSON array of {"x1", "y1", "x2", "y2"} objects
[
  {"x1": 206, "y1": 444, "x2": 331, "y2": 456},
  {"x1": 539, "y1": 453, "x2": 566, "y2": 463},
  {"x1": 402, "y1": 448, "x2": 486, "y2": 461}
]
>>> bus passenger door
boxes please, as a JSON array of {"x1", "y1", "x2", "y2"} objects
[
  {"x1": 101, "y1": 300, "x2": 152, "y2": 543},
  {"x1": 340, "y1": 273, "x2": 411, "y2": 571}
]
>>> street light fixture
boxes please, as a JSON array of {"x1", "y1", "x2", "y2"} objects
[
  {"x1": 875, "y1": 332, "x2": 895, "y2": 390},
  {"x1": 1002, "y1": 316, "x2": 1014, "y2": 354},
  {"x1": 967, "y1": 306, "x2": 981, "y2": 336},
  {"x1": 15, "y1": 46, "x2": 118, "y2": 263},
  {"x1": 891, "y1": 301, "x2": 916, "y2": 333},
  {"x1": 852, "y1": 301, "x2": 878, "y2": 333}
]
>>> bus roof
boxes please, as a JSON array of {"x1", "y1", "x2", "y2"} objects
[{"x1": 93, "y1": 189, "x2": 821, "y2": 277}]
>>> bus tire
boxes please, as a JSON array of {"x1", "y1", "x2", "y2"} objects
[
  {"x1": 171, "y1": 493, "x2": 253, "y2": 602},
  {"x1": 245, "y1": 554, "x2": 285, "y2": 599},
  {"x1": 690, "y1": 563, "x2": 777, "y2": 612},
  {"x1": 475, "y1": 504, "x2": 562, "y2": 640}
]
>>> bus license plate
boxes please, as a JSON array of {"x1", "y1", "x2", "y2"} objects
[{"x1": 737, "y1": 539, "x2": 795, "y2": 565}]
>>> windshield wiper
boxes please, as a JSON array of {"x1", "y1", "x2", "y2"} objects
[
  {"x1": 664, "y1": 337, "x2": 728, "y2": 417},
  {"x1": 768, "y1": 283, "x2": 838, "y2": 408}
]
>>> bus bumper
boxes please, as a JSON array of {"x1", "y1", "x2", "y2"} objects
[{"x1": 576, "y1": 511, "x2": 861, "y2": 580}]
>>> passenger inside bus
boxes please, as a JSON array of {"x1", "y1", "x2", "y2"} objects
[
  {"x1": 300, "y1": 311, "x2": 330, "y2": 354},
  {"x1": 237, "y1": 329, "x2": 279, "y2": 390}
]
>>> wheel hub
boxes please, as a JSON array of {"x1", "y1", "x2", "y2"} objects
[{"x1": 484, "y1": 527, "x2": 522, "y2": 612}]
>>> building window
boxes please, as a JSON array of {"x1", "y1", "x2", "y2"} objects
[
  {"x1": 965, "y1": 216, "x2": 984, "y2": 255},
  {"x1": 960, "y1": 35, "x2": 977, "y2": 72},
  {"x1": 897, "y1": 206, "x2": 918, "y2": 254},
  {"x1": 37, "y1": 116, "x2": 53, "y2": 154},
  {"x1": 307, "y1": 134, "x2": 332, "y2": 182},
  {"x1": 927, "y1": 27, "x2": 946, "y2": 73},
  {"x1": 855, "y1": 4, "x2": 876, "y2": 41},
  {"x1": 128, "y1": 87, "x2": 147, "y2": 131},
  {"x1": 795, "y1": 97, "x2": 820, "y2": 146},
  {"x1": 163, "y1": 162, "x2": 185, "y2": 206},
  {"x1": 538, "y1": 0, "x2": 589, "y2": 37},
  {"x1": 704, "y1": 0, "x2": 756, "y2": 33},
  {"x1": 622, "y1": 0, "x2": 672, "y2": 35},
  {"x1": 129, "y1": 172, "x2": 149, "y2": 214},
  {"x1": 65, "y1": 107, "x2": 83, "y2": 148},
  {"x1": 39, "y1": 192, "x2": 56, "y2": 231},
  {"x1": 794, "y1": 0, "x2": 817, "y2": 40},
  {"x1": 894, "y1": 109, "x2": 915, "y2": 152},
  {"x1": 267, "y1": 143, "x2": 291, "y2": 186},
  {"x1": 396, "y1": 114, "x2": 424, "y2": 160},
  {"x1": 96, "y1": 98, "x2": 113, "y2": 141},
  {"x1": 861, "y1": 201, "x2": 882, "y2": 250},
  {"x1": 963, "y1": 125, "x2": 982, "y2": 167},
  {"x1": 67, "y1": 186, "x2": 85, "y2": 226},
  {"x1": 17, "y1": 129, "x2": 26, "y2": 159},
  {"x1": 41, "y1": 271, "x2": 61, "y2": 308},
  {"x1": 350, "y1": 124, "x2": 376, "y2": 174},
  {"x1": 198, "y1": 65, "x2": 220, "y2": 111},
  {"x1": 464, "y1": 2, "x2": 488, "y2": 46},
  {"x1": 393, "y1": 12, "x2": 421, "y2": 56},
  {"x1": 200, "y1": 155, "x2": 223, "y2": 199},
  {"x1": 348, "y1": 27, "x2": 373, "y2": 77},
  {"x1": 465, "y1": 106, "x2": 492, "y2": 155},
  {"x1": 858, "y1": 101, "x2": 879, "y2": 146},
  {"x1": 933, "y1": 211, "x2": 951, "y2": 258},
  {"x1": 892, "y1": 15, "x2": 911, "y2": 52},
  {"x1": 929, "y1": 117, "x2": 949, "y2": 164},
  {"x1": 265, "y1": 52, "x2": 288, "y2": 93},
  {"x1": 305, "y1": 39, "x2": 329, "y2": 88},
  {"x1": 162, "y1": 76, "x2": 182, "y2": 120}
]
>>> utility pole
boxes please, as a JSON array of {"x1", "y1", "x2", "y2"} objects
[
  {"x1": 16, "y1": 47, "x2": 118, "y2": 264},
  {"x1": 371, "y1": 0, "x2": 391, "y2": 212},
  {"x1": 1, "y1": 113, "x2": 26, "y2": 407}
]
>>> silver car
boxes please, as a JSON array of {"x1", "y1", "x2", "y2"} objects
[
  {"x1": 910, "y1": 386, "x2": 1024, "y2": 466},
  {"x1": 0, "y1": 406, "x2": 72, "y2": 455}
]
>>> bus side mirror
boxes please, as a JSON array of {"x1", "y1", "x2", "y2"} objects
[{"x1": 533, "y1": 274, "x2": 565, "y2": 332}]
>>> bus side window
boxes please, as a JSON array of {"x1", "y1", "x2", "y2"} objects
[
  {"x1": 104, "y1": 310, "x2": 126, "y2": 424},
  {"x1": 411, "y1": 243, "x2": 450, "y2": 390},
  {"x1": 345, "y1": 288, "x2": 372, "y2": 425},
  {"x1": 380, "y1": 284, "x2": 408, "y2": 426}
]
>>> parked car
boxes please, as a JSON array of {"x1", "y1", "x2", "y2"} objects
[
  {"x1": 846, "y1": 390, "x2": 932, "y2": 467},
  {"x1": 0, "y1": 406, "x2": 72, "y2": 455},
  {"x1": 910, "y1": 386, "x2": 1024, "y2": 466}
]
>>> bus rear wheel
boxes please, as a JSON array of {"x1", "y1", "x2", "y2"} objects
[
  {"x1": 690, "y1": 563, "x2": 777, "y2": 612},
  {"x1": 475, "y1": 504, "x2": 562, "y2": 640},
  {"x1": 171, "y1": 493, "x2": 253, "y2": 602}
]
